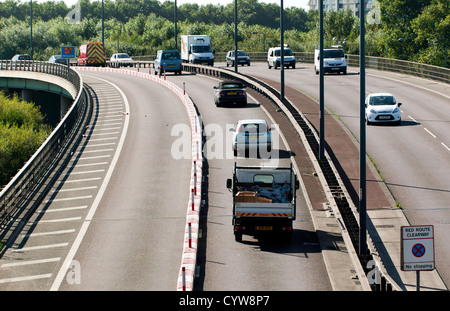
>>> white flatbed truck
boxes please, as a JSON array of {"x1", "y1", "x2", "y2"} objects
[{"x1": 227, "y1": 163, "x2": 299, "y2": 242}]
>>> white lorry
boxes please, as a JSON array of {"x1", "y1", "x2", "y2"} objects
[
  {"x1": 314, "y1": 47, "x2": 347, "y2": 75},
  {"x1": 227, "y1": 163, "x2": 299, "y2": 242},
  {"x1": 180, "y1": 35, "x2": 214, "y2": 66}
]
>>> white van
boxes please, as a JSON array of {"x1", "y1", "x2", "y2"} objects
[
  {"x1": 267, "y1": 46, "x2": 296, "y2": 69},
  {"x1": 314, "y1": 47, "x2": 347, "y2": 75}
]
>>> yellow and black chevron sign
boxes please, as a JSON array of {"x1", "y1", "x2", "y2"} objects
[
  {"x1": 235, "y1": 213, "x2": 292, "y2": 217},
  {"x1": 87, "y1": 43, "x2": 105, "y2": 64}
]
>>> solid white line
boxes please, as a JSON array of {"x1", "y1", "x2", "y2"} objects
[
  {"x1": 39, "y1": 217, "x2": 82, "y2": 223},
  {"x1": 1, "y1": 258, "x2": 61, "y2": 268},
  {"x1": 424, "y1": 128, "x2": 437, "y2": 138},
  {"x1": 51, "y1": 75, "x2": 130, "y2": 291},
  {"x1": 0, "y1": 274, "x2": 53, "y2": 284},
  {"x1": 23, "y1": 229, "x2": 75, "y2": 237},
  {"x1": 441, "y1": 142, "x2": 450, "y2": 152},
  {"x1": 11, "y1": 243, "x2": 68, "y2": 252},
  {"x1": 44, "y1": 196, "x2": 92, "y2": 203}
]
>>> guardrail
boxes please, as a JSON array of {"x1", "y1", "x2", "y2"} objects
[
  {"x1": 183, "y1": 63, "x2": 399, "y2": 291},
  {"x1": 0, "y1": 61, "x2": 85, "y2": 232}
]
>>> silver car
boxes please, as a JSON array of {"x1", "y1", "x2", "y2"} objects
[{"x1": 231, "y1": 119, "x2": 272, "y2": 156}]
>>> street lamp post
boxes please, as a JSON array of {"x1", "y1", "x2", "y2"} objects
[
  {"x1": 234, "y1": 0, "x2": 238, "y2": 73},
  {"x1": 30, "y1": 0, "x2": 33, "y2": 59},
  {"x1": 319, "y1": 0, "x2": 324, "y2": 160},
  {"x1": 174, "y1": 0, "x2": 177, "y2": 50},
  {"x1": 280, "y1": 0, "x2": 285, "y2": 100},
  {"x1": 102, "y1": 0, "x2": 104, "y2": 45},
  {"x1": 359, "y1": 0, "x2": 367, "y2": 259}
]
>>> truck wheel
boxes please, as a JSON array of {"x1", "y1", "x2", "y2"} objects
[{"x1": 234, "y1": 233, "x2": 242, "y2": 242}]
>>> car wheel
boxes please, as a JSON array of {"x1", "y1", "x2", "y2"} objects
[{"x1": 268, "y1": 62, "x2": 272, "y2": 69}]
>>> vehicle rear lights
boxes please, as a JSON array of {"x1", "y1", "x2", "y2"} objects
[
  {"x1": 235, "y1": 225, "x2": 246, "y2": 231},
  {"x1": 281, "y1": 227, "x2": 292, "y2": 231}
]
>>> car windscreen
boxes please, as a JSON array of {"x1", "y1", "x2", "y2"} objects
[
  {"x1": 162, "y1": 51, "x2": 180, "y2": 60},
  {"x1": 238, "y1": 123, "x2": 268, "y2": 134},
  {"x1": 323, "y1": 49, "x2": 344, "y2": 58},
  {"x1": 370, "y1": 96, "x2": 396, "y2": 106},
  {"x1": 117, "y1": 54, "x2": 131, "y2": 59},
  {"x1": 220, "y1": 83, "x2": 244, "y2": 89},
  {"x1": 274, "y1": 49, "x2": 293, "y2": 57}
]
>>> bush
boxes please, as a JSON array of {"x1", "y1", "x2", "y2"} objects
[{"x1": 0, "y1": 92, "x2": 51, "y2": 187}]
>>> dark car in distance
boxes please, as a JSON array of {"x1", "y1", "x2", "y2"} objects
[
  {"x1": 213, "y1": 81, "x2": 247, "y2": 107},
  {"x1": 226, "y1": 50, "x2": 251, "y2": 67}
]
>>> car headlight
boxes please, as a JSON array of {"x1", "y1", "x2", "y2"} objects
[
  {"x1": 370, "y1": 109, "x2": 377, "y2": 114},
  {"x1": 393, "y1": 107, "x2": 399, "y2": 113}
]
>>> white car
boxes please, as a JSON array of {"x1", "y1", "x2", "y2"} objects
[
  {"x1": 231, "y1": 119, "x2": 272, "y2": 156},
  {"x1": 110, "y1": 53, "x2": 134, "y2": 67},
  {"x1": 365, "y1": 93, "x2": 402, "y2": 125}
]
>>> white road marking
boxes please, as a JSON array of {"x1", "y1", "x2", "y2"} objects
[
  {"x1": 44, "y1": 206, "x2": 88, "y2": 213},
  {"x1": 0, "y1": 274, "x2": 53, "y2": 284},
  {"x1": 39, "y1": 217, "x2": 82, "y2": 223},
  {"x1": 424, "y1": 128, "x2": 437, "y2": 138},
  {"x1": 69, "y1": 169, "x2": 105, "y2": 175},
  {"x1": 23, "y1": 229, "x2": 75, "y2": 237},
  {"x1": 63, "y1": 177, "x2": 101, "y2": 183},
  {"x1": 44, "y1": 196, "x2": 92, "y2": 203},
  {"x1": 51, "y1": 75, "x2": 130, "y2": 291},
  {"x1": 74, "y1": 162, "x2": 108, "y2": 167},
  {"x1": 1, "y1": 258, "x2": 61, "y2": 268},
  {"x1": 52, "y1": 186, "x2": 97, "y2": 192},
  {"x1": 11, "y1": 243, "x2": 68, "y2": 252}
]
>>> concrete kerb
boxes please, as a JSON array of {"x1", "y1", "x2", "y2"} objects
[{"x1": 74, "y1": 67, "x2": 202, "y2": 291}]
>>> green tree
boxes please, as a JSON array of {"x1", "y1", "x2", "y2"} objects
[
  {"x1": 0, "y1": 92, "x2": 51, "y2": 187},
  {"x1": 411, "y1": 0, "x2": 449, "y2": 67}
]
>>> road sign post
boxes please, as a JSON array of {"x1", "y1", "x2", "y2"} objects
[
  {"x1": 401, "y1": 225, "x2": 435, "y2": 291},
  {"x1": 61, "y1": 46, "x2": 75, "y2": 66}
]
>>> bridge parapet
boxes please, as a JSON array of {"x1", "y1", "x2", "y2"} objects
[{"x1": 0, "y1": 60, "x2": 84, "y2": 236}]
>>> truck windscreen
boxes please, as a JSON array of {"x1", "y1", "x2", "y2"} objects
[{"x1": 192, "y1": 45, "x2": 212, "y2": 53}]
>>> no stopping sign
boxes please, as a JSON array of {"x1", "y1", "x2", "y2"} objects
[{"x1": 401, "y1": 225, "x2": 435, "y2": 271}]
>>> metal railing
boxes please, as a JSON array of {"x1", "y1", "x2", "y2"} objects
[{"x1": 0, "y1": 61, "x2": 84, "y2": 231}]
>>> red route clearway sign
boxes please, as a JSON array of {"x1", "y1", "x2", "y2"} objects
[{"x1": 401, "y1": 225, "x2": 435, "y2": 271}]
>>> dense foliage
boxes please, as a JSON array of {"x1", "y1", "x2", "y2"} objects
[
  {"x1": 0, "y1": 92, "x2": 51, "y2": 187},
  {"x1": 0, "y1": 0, "x2": 448, "y2": 67}
]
